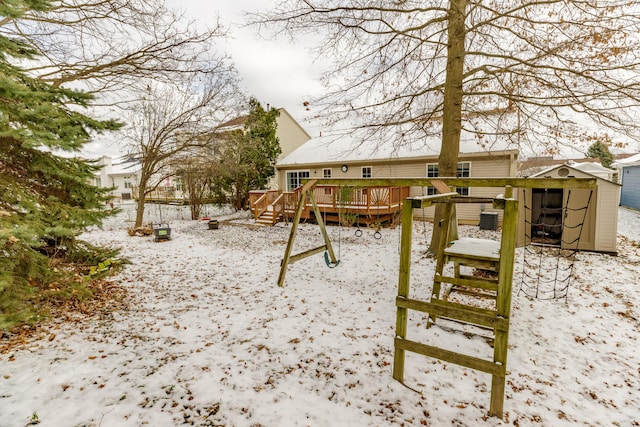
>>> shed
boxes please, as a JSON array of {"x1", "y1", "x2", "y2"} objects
[
  {"x1": 517, "y1": 164, "x2": 620, "y2": 253},
  {"x1": 612, "y1": 153, "x2": 640, "y2": 210}
]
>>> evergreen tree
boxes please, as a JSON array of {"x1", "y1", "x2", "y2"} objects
[
  {"x1": 214, "y1": 99, "x2": 281, "y2": 210},
  {"x1": 0, "y1": 1, "x2": 121, "y2": 328},
  {"x1": 586, "y1": 140, "x2": 615, "y2": 168}
]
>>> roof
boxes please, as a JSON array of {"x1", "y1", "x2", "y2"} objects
[
  {"x1": 612, "y1": 152, "x2": 640, "y2": 168},
  {"x1": 277, "y1": 131, "x2": 519, "y2": 166},
  {"x1": 110, "y1": 161, "x2": 140, "y2": 175},
  {"x1": 519, "y1": 156, "x2": 599, "y2": 175},
  {"x1": 530, "y1": 163, "x2": 620, "y2": 185},
  {"x1": 218, "y1": 108, "x2": 311, "y2": 139}
]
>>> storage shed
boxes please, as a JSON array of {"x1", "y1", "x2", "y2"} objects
[
  {"x1": 517, "y1": 164, "x2": 620, "y2": 253},
  {"x1": 612, "y1": 153, "x2": 640, "y2": 210}
]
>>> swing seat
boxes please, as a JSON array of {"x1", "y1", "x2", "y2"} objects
[{"x1": 324, "y1": 251, "x2": 340, "y2": 268}]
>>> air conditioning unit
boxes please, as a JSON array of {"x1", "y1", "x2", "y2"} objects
[{"x1": 479, "y1": 212, "x2": 498, "y2": 231}]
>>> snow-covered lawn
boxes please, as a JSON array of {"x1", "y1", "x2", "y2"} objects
[{"x1": 1, "y1": 204, "x2": 639, "y2": 426}]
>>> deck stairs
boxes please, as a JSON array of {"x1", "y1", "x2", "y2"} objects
[{"x1": 254, "y1": 205, "x2": 282, "y2": 226}]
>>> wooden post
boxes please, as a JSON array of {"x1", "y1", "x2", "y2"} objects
[
  {"x1": 489, "y1": 193, "x2": 518, "y2": 418},
  {"x1": 393, "y1": 199, "x2": 414, "y2": 382},
  {"x1": 277, "y1": 180, "x2": 318, "y2": 287}
]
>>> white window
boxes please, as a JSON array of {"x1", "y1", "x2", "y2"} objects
[
  {"x1": 286, "y1": 170, "x2": 311, "y2": 191},
  {"x1": 323, "y1": 168, "x2": 332, "y2": 179},
  {"x1": 425, "y1": 162, "x2": 470, "y2": 196},
  {"x1": 361, "y1": 166, "x2": 372, "y2": 178}
]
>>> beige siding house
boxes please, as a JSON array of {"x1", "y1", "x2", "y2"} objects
[
  {"x1": 276, "y1": 135, "x2": 519, "y2": 225},
  {"x1": 517, "y1": 164, "x2": 620, "y2": 253},
  {"x1": 270, "y1": 109, "x2": 312, "y2": 189},
  {"x1": 221, "y1": 108, "x2": 311, "y2": 190}
]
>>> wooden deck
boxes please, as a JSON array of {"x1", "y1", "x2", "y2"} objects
[{"x1": 249, "y1": 186, "x2": 410, "y2": 226}]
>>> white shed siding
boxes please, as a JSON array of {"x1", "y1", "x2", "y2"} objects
[{"x1": 594, "y1": 181, "x2": 620, "y2": 252}]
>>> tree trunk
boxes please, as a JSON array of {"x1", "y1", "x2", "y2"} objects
[
  {"x1": 134, "y1": 174, "x2": 150, "y2": 228},
  {"x1": 428, "y1": 0, "x2": 467, "y2": 254}
]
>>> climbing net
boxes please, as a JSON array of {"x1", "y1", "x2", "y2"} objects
[{"x1": 519, "y1": 189, "x2": 593, "y2": 300}]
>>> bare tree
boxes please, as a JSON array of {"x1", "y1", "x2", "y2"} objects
[
  {"x1": 253, "y1": 0, "x2": 640, "y2": 251},
  {"x1": 122, "y1": 73, "x2": 243, "y2": 228},
  {"x1": 178, "y1": 160, "x2": 214, "y2": 221},
  {"x1": 1, "y1": 0, "x2": 227, "y2": 95}
]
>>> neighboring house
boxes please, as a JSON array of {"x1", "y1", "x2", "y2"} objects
[
  {"x1": 517, "y1": 163, "x2": 620, "y2": 253},
  {"x1": 218, "y1": 107, "x2": 312, "y2": 189},
  {"x1": 276, "y1": 133, "x2": 520, "y2": 225},
  {"x1": 612, "y1": 153, "x2": 640, "y2": 209},
  {"x1": 95, "y1": 156, "x2": 141, "y2": 203}
]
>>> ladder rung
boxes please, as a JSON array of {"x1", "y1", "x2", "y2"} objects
[
  {"x1": 394, "y1": 337, "x2": 506, "y2": 376},
  {"x1": 435, "y1": 274, "x2": 499, "y2": 291},
  {"x1": 396, "y1": 296, "x2": 509, "y2": 331}
]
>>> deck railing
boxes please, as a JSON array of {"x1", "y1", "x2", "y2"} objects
[
  {"x1": 249, "y1": 190, "x2": 283, "y2": 219},
  {"x1": 250, "y1": 185, "x2": 410, "y2": 224},
  {"x1": 284, "y1": 185, "x2": 410, "y2": 214}
]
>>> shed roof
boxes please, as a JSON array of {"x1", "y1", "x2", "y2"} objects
[{"x1": 531, "y1": 163, "x2": 620, "y2": 186}]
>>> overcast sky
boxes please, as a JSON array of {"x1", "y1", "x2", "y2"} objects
[
  {"x1": 173, "y1": 0, "x2": 324, "y2": 133},
  {"x1": 83, "y1": 1, "x2": 324, "y2": 159}
]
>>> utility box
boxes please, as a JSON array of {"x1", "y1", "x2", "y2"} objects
[{"x1": 479, "y1": 212, "x2": 498, "y2": 231}]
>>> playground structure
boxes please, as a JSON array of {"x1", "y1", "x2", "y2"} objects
[{"x1": 277, "y1": 176, "x2": 597, "y2": 419}]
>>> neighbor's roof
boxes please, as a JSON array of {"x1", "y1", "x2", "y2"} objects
[
  {"x1": 612, "y1": 152, "x2": 640, "y2": 168},
  {"x1": 277, "y1": 131, "x2": 518, "y2": 166},
  {"x1": 110, "y1": 161, "x2": 140, "y2": 175}
]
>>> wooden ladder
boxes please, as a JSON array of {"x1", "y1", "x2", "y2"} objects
[{"x1": 393, "y1": 187, "x2": 518, "y2": 419}]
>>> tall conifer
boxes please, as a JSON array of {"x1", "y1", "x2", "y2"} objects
[{"x1": 0, "y1": 1, "x2": 121, "y2": 327}]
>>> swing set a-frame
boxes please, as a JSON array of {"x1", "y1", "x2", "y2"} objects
[{"x1": 277, "y1": 176, "x2": 596, "y2": 419}]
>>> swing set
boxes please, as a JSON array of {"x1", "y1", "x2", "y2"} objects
[{"x1": 277, "y1": 176, "x2": 597, "y2": 419}]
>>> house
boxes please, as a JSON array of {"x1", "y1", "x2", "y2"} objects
[
  {"x1": 517, "y1": 163, "x2": 620, "y2": 253},
  {"x1": 275, "y1": 133, "x2": 520, "y2": 225},
  {"x1": 95, "y1": 156, "x2": 140, "y2": 203},
  {"x1": 612, "y1": 153, "x2": 640, "y2": 209},
  {"x1": 218, "y1": 107, "x2": 311, "y2": 189}
]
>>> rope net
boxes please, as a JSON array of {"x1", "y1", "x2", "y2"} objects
[{"x1": 519, "y1": 189, "x2": 593, "y2": 300}]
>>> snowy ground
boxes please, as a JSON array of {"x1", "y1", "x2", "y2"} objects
[{"x1": 1, "y1": 204, "x2": 639, "y2": 427}]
